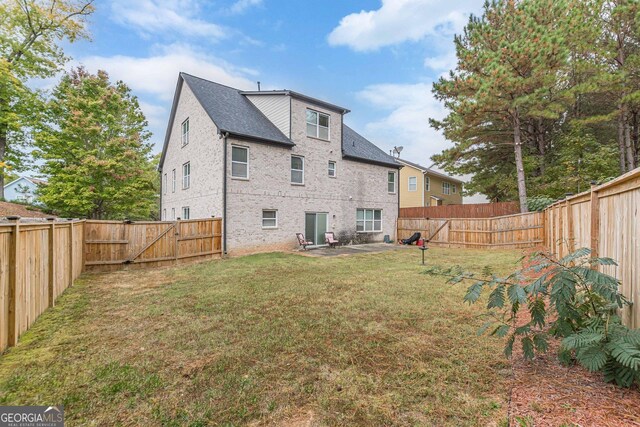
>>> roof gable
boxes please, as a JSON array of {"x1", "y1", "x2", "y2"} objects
[{"x1": 395, "y1": 158, "x2": 464, "y2": 183}]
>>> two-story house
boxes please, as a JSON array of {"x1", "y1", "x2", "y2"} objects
[
  {"x1": 159, "y1": 73, "x2": 400, "y2": 254},
  {"x1": 395, "y1": 159, "x2": 463, "y2": 207},
  {"x1": 3, "y1": 176, "x2": 47, "y2": 204}
]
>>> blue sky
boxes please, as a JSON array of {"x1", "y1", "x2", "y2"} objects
[{"x1": 64, "y1": 0, "x2": 483, "y2": 169}]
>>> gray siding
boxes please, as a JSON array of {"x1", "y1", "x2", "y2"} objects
[{"x1": 245, "y1": 94, "x2": 291, "y2": 138}]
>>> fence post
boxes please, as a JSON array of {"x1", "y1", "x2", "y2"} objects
[
  {"x1": 69, "y1": 221, "x2": 74, "y2": 286},
  {"x1": 566, "y1": 199, "x2": 574, "y2": 253},
  {"x1": 48, "y1": 220, "x2": 56, "y2": 307},
  {"x1": 174, "y1": 220, "x2": 180, "y2": 260},
  {"x1": 7, "y1": 217, "x2": 20, "y2": 347},
  {"x1": 590, "y1": 187, "x2": 600, "y2": 259}
]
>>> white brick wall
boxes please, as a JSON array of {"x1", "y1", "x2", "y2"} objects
[
  {"x1": 160, "y1": 83, "x2": 224, "y2": 220},
  {"x1": 161, "y1": 83, "x2": 399, "y2": 254}
]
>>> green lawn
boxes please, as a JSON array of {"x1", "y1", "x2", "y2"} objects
[{"x1": 0, "y1": 248, "x2": 518, "y2": 426}]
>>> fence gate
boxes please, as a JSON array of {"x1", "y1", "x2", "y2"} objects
[{"x1": 83, "y1": 219, "x2": 222, "y2": 271}]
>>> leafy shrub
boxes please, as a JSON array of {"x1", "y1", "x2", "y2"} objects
[
  {"x1": 424, "y1": 248, "x2": 640, "y2": 387},
  {"x1": 526, "y1": 196, "x2": 556, "y2": 212}
]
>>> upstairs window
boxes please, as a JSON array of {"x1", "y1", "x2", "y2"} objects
[
  {"x1": 306, "y1": 109, "x2": 329, "y2": 140},
  {"x1": 181, "y1": 118, "x2": 189, "y2": 146},
  {"x1": 425, "y1": 176, "x2": 430, "y2": 192},
  {"x1": 408, "y1": 176, "x2": 417, "y2": 192},
  {"x1": 388, "y1": 172, "x2": 396, "y2": 194},
  {"x1": 172, "y1": 169, "x2": 176, "y2": 193},
  {"x1": 443, "y1": 181, "x2": 451, "y2": 195},
  {"x1": 182, "y1": 162, "x2": 191, "y2": 189},
  {"x1": 328, "y1": 161, "x2": 336, "y2": 177},
  {"x1": 231, "y1": 146, "x2": 249, "y2": 179},
  {"x1": 291, "y1": 155, "x2": 304, "y2": 184}
]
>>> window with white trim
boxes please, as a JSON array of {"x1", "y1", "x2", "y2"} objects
[
  {"x1": 356, "y1": 209, "x2": 382, "y2": 232},
  {"x1": 425, "y1": 176, "x2": 430, "y2": 191},
  {"x1": 171, "y1": 208, "x2": 175, "y2": 220},
  {"x1": 231, "y1": 146, "x2": 248, "y2": 179},
  {"x1": 306, "y1": 109, "x2": 329, "y2": 140},
  {"x1": 163, "y1": 209, "x2": 166, "y2": 220},
  {"x1": 172, "y1": 169, "x2": 176, "y2": 193},
  {"x1": 181, "y1": 118, "x2": 189, "y2": 146},
  {"x1": 408, "y1": 176, "x2": 417, "y2": 192},
  {"x1": 388, "y1": 172, "x2": 396, "y2": 193},
  {"x1": 328, "y1": 161, "x2": 336, "y2": 177},
  {"x1": 443, "y1": 181, "x2": 451, "y2": 195},
  {"x1": 291, "y1": 155, "x2": 304, "y2": 184},
  {"x1": 182, "y1": 206, "x2": 190, "y2": 220},
  {"x1": 182, "y1": 162, "x2": 190, "y2": 189},
  {"x1": 262, "y1": 210, "x2": 277, "y2": 228}
]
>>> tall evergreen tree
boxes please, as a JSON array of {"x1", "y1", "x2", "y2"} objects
[
  {"x1": 35, "y1": 68, "x2": 157, "y2": 219},
  {"x1": 0, "y1": 0, "x2": 93, "y2": 199}
]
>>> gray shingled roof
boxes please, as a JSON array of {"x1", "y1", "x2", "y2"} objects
[
  {"x1": 342, "y1": 125, "x2": 400, "y2": 168},
  {"x1": 181, "y1": 73, "x2": 293, "y2": 146}
]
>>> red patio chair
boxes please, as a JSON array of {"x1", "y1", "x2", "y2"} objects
[
  {"x1": 325, "y1": 232, "x2": 340, "y2": 248},
  {"x1": 296, "y1": 233, "x2": 313, "y2": 250}
]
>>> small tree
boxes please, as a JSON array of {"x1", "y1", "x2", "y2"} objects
[
  {"x1": 425, "y1": 248, "x2": 640, "y2": 387},
  {"x1": 35, "y1": 68, "x2": 157, "y2": 219}
]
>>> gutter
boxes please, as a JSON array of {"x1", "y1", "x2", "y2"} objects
[{"x1": 222, "y1": 132, "x2": 229, "y2": 255}]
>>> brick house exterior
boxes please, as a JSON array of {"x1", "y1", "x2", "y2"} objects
[{"x1": 159, "y1": 73, "x2": 400, "y2": 254}]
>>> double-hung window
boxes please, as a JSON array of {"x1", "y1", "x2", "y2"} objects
[
  {"x1": 182, "y1": 162, "x2": 190, "y2": 189},
  {"x1": 231, "y1": 146, "x2": 248, "y2": 179},
  {"x1": 291, "y1": 155, "x2": 304, "y2": 184},
  {"x1": 387, "y1": 172, "x2": 396, "y2": 193},
  {"x1": 425, "y1": 176, "x2": 430, "y2": 191},
  {"x1": 181, "y1": 118, "x2": 189, "y2": 146},
  {"x1": 328, "y1": 161, "x2": 336, "y2": 177},
  {"x1": 306, "y1": 109, "x2": 329, "y2": 140},
  {"x1": 452, "y1": 184, "x2": 457, "y2": 194},
  {"x1": 356, "y1": 209, "x2": 382, "y2": 233},
  {"x1": 262, "y1": 210, "x2": 277, "y2": 228},
  {"x1": 443, "y1": 181, "x2": 451, "y2": 195},
  {"x1": 408, "y1": 176, "x2": 417, "y2": 192},
  {"x1": 182, "y1": 206, "x2": 190, "y2": 220},
  {"x1": 172, "y1": 169, "x2": 176, "y2": 192}
]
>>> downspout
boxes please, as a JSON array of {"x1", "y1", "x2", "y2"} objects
[
  {"x1": 222, "y1": 132, "x2": 229, "y2": 255},
  {"x1": 158, "y1": 169, "x2": 163, "y2": 220}
]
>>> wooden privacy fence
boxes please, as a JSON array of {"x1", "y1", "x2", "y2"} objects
[
  {"x1": 397, "y1": 212, "x2": 544, "y2": 249},
  {"x1": 84, "y1": 219, "x2": 222, "y2": 271},
  {"x1": 399, "y1": 201, "x2": 519, "y2": 219},
  {"x1": 0, "y1": 220, "x2": 84, "y2": 352},
  {"x1": 544, "y1": 168, "x2": 640, "y2": 329},
  {"x1": 1, "y1": 218, "x2": 222, "y2": 352}
]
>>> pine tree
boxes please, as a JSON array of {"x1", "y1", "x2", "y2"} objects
[{"x1": 35, "y1": 68, "x2": 157, "y2": 219}]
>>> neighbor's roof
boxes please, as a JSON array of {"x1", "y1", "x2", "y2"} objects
[
  {"x1": 3, "y1": 176, "x2": 47, "y2": 188},
  {"x1": 342, "y1": 125, "x2": 400, "y2": 168},
  {"x1": 0, "y1": 201, "x2": 52, "y2": 219},
  {"x1": 395, "y1": 158, "x2": 464, "y2": 183}
]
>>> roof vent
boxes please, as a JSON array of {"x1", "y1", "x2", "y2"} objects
[{"x1": 257, "y1": 81, "x2": 261, "y2": 91}]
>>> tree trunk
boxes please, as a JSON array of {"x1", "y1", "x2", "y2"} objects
[
  {"x1": 513, "y1": 110, "x2": 528, "y2": 213},
  {"x1": 618, "y1": 105, "x2": 627, "y2": 173},
  {"x1": 537, "y1": 118, "x2": 545, "y2": 175},
  {"x1": 633, "y1": 111, "x2": 639, "y2": 168}
]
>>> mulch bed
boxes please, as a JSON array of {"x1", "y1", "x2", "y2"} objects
[{"x1": 508, "y1": 249, "x2": 640, "y2": 426}]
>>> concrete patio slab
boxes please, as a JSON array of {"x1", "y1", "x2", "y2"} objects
[{"x1": 300, "y1": 242, "x2": 413, "y2": 257}]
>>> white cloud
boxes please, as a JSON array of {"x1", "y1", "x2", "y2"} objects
[
  {"x1": 227, "y1": 0, "x2": 263, "y2": 15},
  {"x1": 110, "y1": 0, "x2": 226, "y2": 39},
  {"x1": 328, "y1": 0, "x2": 481, "y2": 51},
  {"x1": 78, "y1": 44, "x2": 256, "y2": 100},
  {"x1": 424, "y1": 50, "x2": 457, "y2": 73},
  {"x1": 356, "y1": 82, "x2": 452, "y2": 170}
]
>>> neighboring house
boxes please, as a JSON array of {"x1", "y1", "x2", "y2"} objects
[
  {"x1": 159, "y1": 73, "x2": 400, "y2": 254},
  {"x1": 3, "y1": 177, "x2": 46, "y2": 203},
  {"x1": 395, "y1": 159, "x2": 463, "y2": 207}
]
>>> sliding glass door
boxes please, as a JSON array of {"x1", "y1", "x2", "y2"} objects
[{"x1": 305, "y1": 212, "x2": 328, "y2": 247}]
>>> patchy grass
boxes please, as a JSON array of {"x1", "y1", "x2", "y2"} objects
[{"x1": 0, "y1": 248, "x2": 518, "y2": 426}]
